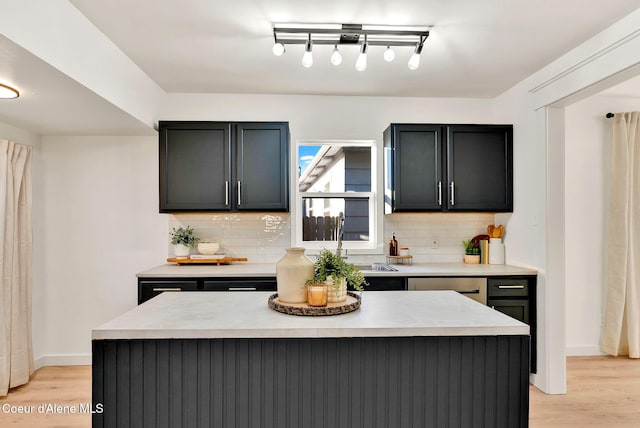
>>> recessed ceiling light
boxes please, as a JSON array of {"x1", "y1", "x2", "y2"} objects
[{"x1": 0, "y1": 83, "x2": 19, "y2": 99}]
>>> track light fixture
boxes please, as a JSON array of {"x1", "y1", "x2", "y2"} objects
[{"x1": 272, "y1": 23, "x2": 430, "y2": 71}]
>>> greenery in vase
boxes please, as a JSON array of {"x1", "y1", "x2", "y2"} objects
[
  {"x1": 307, "y1": 249, "x2": 367, "y2": 292},
  {"x1": 462, "y1": 239, "x2": 480, "y2": 255},
  {"x1": 170, "y1": 226, "x2": 199, "y2": 247}
]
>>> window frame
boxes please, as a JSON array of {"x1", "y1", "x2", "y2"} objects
[{"x1": 292, "y1": 139, "x2": 383, "y2": 254}]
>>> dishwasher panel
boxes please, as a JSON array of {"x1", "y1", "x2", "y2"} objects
[{"x1": 407, "y1": 278, "x2": 487, "y2": 305}]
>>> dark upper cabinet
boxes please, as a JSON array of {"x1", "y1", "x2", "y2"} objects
[
  {"x1": 159, "y1": 121, "x2": 289, "y2": 212},
  {"x1": 235, "y1": 123, "x2": 289, "y2": 211},
  {"x1": 446, "y1": 125, "x2": 513, "y2": 211},
  {"x1": 160, "y1": 122, "x2": 231, "y2": 211},
  {"x1": 384, "y1": 123, "x2": 513, "y2": 213},
  {"x1": 384, "y1": 125, "x2": 443, "y2": 212}
]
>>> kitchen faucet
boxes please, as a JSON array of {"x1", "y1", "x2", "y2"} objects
[{"x1": 336, "y1": 212, "x2": 345, "y2": 259}]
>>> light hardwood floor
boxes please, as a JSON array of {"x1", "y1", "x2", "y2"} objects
[{"x1": 0, "y1": 356, "x2": 638, "y2": 427}]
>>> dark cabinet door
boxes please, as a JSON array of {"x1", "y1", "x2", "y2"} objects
[
  {"x1": 138, "y1": 280, "x2": 199, "y2": 304},
  {"x1": 488, "y1": 299, "x2": 530, "y2": 324},
  {"x1": 446, "y1": 125, "x2": 513, "y2": 211},
  {"x1": 385, "y1": 124, "x2": 443, "y2": 212},
  {"x1": 159, "y1": 122, "x2": 231, "y2": 212},
  {"x1": 235, "y1": 122, "x2": 289, "y2": 211}
]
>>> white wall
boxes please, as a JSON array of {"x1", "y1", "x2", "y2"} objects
[
  {"x1": 37, "y1": 136, "x2": 166, "y2": 365},
  {"x1": 564, "y1": 95, "x2": 640, "y2": 356},
  {"x1": 161, "y1": 94, "x2": 497, "y2": 141}
]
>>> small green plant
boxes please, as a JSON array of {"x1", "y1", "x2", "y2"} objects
[
  {"x1": 462, "y1": 239, "x2": 479, "y2": 255},
  {"x1": 307, "y1": 249, "x2": 367, "y2": 292},
  {"x1": 170, "y1": 226, "x2": 199, "y2": 247}
]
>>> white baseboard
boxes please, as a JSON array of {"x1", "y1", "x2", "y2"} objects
[
  {"x1": 565, "y1": 346, "x2": 607, "y2": 356},
  {"x1": 34, "y1": 354, "x2": 91, "y2": 369}
]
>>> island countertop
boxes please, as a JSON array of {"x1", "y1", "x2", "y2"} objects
[
  {"x1": 137, "y1": 262, "x2": 537, "y2": 278},
  {"x1": 92, "y1": 290, "x2": 529, "y2": 340}
]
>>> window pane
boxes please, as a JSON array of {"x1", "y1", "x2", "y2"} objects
[
  {"x1": 298, "y1": 145, "x2": 371, "y2": 192},
  {"x1": 301, "y1": 197, "x2": 369, "y2": 242}
]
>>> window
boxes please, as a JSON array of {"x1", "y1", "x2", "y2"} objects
[{"x1": 293, "y1": 140, "x2": 382, "y2": 253}]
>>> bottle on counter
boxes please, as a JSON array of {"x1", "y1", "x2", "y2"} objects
[{"x1": 389, "y1": 233, "x2": 398, "y2": 256}]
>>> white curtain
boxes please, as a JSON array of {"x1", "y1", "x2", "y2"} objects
[
  {"x1": 602, "y1": 112, "x2": 640, "y2": 358},
  {"x1": 0, "y1": 139, "x2": 33, "y2": 396}
]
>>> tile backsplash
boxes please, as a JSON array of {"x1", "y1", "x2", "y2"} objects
[{"x1": 169, "y1": 212, "x2": 495, "y2": 264}]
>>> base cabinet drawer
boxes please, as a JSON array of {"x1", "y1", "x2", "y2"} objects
[
  {"x1": 204, "y1": 278, "x2": 277, "y2": 292},
  {"x1": 356, "y1": 277, "x2": 407, "y2": 291},
  {"x1": 487, "y1": 278, "x2": 529, "y2": 297},
  {"x1": 137, "y1": 277, "x2": 277, "y2": 304},
  {"x1": 138, "y1": 280, "x2": 198, "y2": 304}
]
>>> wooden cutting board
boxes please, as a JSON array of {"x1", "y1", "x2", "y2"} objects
[{"x1": 167, "y1": 257, "x2": 248, "y2": 266}]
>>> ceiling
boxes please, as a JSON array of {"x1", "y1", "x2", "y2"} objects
[
  {"x1": 0, "y1": 1, "x2": 639, "y2": 135},
  {"x1": 0, "y1": 35, "x2": 154, "y2": 136},
  {"x1": 69, "y1": 0, "x2": 640, "y2": 97}
]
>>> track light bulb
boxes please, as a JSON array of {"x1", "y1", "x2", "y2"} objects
[
  {"x1": 408, "y1": 43, "x2": 423, "y2": 71},
  {"x1": 408, "y1": 53, "x2": 421, "y2": 70},
  {"x1": 383, "y1": 46, "x2": 395, "y2": 62},
  {"x1": 302, "y1": 38, "x2": 313, "y2": 68},
  {"x1": 272, "y1": 42, "x2": 285, "y2": 56},
  {"x1": 330, "y1": 45, "x2": 342, "y2": 66},
  {"x1": 355, "y1": 41, "x2": 368, "y2": 71}
]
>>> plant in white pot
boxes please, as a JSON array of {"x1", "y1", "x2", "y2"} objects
[
  {"x1": 307, "y1": 249, "x2": 367, "y2": 303},
  {"x1": 170, "y1": 226, "x2": 199, "y2": 258},
  {"x1": 462, "y1": 239, "x2": 480, "y2": 264}
]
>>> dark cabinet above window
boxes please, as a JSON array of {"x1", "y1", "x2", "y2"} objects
[
  {"x1": 384, "y1": 123, "x2": 513, "y2": 213},
  {"x1": 159, "y1": 121, "x2": 289, "y2": 212}
]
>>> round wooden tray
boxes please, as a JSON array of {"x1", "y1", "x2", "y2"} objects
[{"x1": 268, "y1": 292, "x2": 361, "y2": 316}]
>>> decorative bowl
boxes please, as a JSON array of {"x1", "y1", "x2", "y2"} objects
[{"x1": 197, "y1": 242, "x2": 219, "y2": 255}]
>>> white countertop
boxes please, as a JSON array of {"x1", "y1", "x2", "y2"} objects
[
  {"x1": 92, "y1": 290, "x2": 529, "y2": 340},
  {"x1": 137, "y1": 262, "x2": 536, "y2": 278}
]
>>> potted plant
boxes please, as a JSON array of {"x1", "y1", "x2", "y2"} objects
[
  {"x1": 462, "y1": 239, "x2": 480, "y2": 264},
  {"x1": 307, "y1": 249, "x2": 367, "y2": 303},
  {"x1": 170, "y1": 226, "x2": 199, "y2": 258}
]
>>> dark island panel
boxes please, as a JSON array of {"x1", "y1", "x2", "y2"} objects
[{"x1": 93, "y1": 335, "x2": 529, "y2": 428}]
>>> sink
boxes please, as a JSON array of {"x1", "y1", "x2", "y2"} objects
[{"x1": 354, "y1": 263, "x2": 398, "y2": 272}]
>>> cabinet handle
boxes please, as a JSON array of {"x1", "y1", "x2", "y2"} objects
[
  {"x1": 225, "y1": 181, "x2": 229, "y2": 206},
  {"x1": 497, "y1": 285, "x2": 525, "y2": 289},
  {"x1": 450, "y1": 182, "x2": 455, "y2": 205},
  {"x1": 229, "y1": 287, "x2": 256, "y2": 291},
  {"x1": 237, "y1": 181, "x2": 241, "y2": 206},
  {"x1": 152, "y1": 288, "x2": 182, "y2": 292},
  {"x1": 437, "y1": 181, "x2": 442, "y2": 206},
  {"x1": 459, "y1": 289, "x2": 480, "y2": 295}
]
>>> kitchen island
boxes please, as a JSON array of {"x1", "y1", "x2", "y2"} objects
[{"x1": 92, "y1": 291, "x2": 530, "y2": 428}]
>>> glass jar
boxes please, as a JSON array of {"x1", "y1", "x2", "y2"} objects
[{"x1": 307, "y1": 283, "x2": 328, "y2": 307}]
